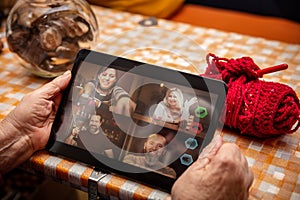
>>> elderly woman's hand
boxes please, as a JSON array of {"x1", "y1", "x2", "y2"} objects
[
  {"x1": 171, "y1": 135, "x2": 254, "y2": 200},
  {"x1": 0, "y1": 71, "x2": 71, "y2": 174}
]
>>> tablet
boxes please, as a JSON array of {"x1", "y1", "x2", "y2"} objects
[{"x1": 48, "y1": 49, "x2": 227, "y2": 192}]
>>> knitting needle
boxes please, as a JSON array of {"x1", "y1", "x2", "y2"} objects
[{"x1": 256, "y1": 63, "x2": 288, "y2": 77}]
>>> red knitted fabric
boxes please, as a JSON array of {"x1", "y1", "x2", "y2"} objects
[{"x1": 203, "y1": 53, "x2": 300, "y2": 138}]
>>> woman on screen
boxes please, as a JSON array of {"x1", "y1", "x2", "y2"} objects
[
  {"x1": 152, "y1": 87, "x2": 196, "y2": 124},
  {"x1": 94, "y1": 67, "x2": 136, "y2": 116}
]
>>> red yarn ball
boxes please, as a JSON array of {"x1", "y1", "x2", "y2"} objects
[{"x1": 203, "y1": 53, "x2": 300, "y2": 138}]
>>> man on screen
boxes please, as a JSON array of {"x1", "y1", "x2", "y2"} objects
[
  {"x1": 123, "y1": 133, "x2": 176, "y2": 178},
  {"x1": 75, "y1": 114, "x2": 115, "y2": 158}
]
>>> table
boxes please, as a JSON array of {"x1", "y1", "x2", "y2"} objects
[{"x1": 1, "y1": 5, "x2": 299, "y2": 200}]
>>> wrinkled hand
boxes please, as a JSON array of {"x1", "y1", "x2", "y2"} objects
[
  {"x1": 7, "y1": 71, "x2": 71, "y2": 151},
  {"x1": 171, "y1": 135, "x2": 253, "y2": 200}
]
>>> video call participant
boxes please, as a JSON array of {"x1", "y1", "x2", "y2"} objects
[
  {"x1": 66, "y1": 80, "x2": 97, "y2": 145},
  {"x1": 123, "y1": 133, "x2": 177, "y2": 179},
  {"x1": 74, "y1": 80, "x2": 97, "y2": 120},
  {"x1": 75, "y1": 114, "x2": 115, "y2": 158},
  {"x1": 94, "y1": 67, "x2": 136, "y2": 116},
  {"x1": 65, "y1": 114, "x2": 87, "y2": 146},
  {"x1": 152, "y1": 87, "x2": 196, "y2": 124}
]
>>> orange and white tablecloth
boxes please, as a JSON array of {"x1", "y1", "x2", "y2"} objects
[{"x1": 0, "y1": 5, "x2": 299, "y2": 200}]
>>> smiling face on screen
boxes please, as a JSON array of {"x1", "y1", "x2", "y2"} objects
[
  {"x1": 167, "y1": 91, "x2": 179, "y2": 108},
  {"x1": 97, "y1": 68, "x2": 117, "y2": 91},
  {"x1": 144, "y1": 134, "x2": 167, "y2": 166},
  {"x1": 88, "y1": 115, "x2": 102, "y2": 134}
]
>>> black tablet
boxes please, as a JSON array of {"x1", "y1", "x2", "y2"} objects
[{"x1": 48, "y1": 49, "x2": 227, "y2": 192}]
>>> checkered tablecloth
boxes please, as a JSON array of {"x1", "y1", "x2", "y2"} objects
[{"x1": 0, "y1": 5, "x2": 299, "y2": 200}]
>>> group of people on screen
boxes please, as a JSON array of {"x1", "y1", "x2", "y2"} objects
[{"x1": 65, "y1": 66, "x2": 203, "y2": 178}]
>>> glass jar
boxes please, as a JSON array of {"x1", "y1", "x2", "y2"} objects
[{"x1": 6, "y1": 0, "x2": 98, "y2": 78}]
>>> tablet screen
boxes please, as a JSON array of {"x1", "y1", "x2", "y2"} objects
[{"x1": 48, "y1": 49, "x2": 227, "y2": 192}]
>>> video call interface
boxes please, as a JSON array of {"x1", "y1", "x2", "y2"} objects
[{"x1": 56, "y1": 61, "x2": 219, "y2": 179}]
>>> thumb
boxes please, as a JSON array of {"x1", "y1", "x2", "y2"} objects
[
  {"x1": 188, "y1": 135, "x2": 223, "y2": 171},
  {"x1": 198, "y1": 134, "x2": 223, "y2": 160},
  {"x1": 40, "y1": 70, "x2": 72, "y2": 99}
]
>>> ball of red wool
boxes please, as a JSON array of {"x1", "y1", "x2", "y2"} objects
[{"x1": 203, "y1": 53, "x2": 300, "y2": 138}]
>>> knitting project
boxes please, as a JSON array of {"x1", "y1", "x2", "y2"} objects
[{"x1": 203, "y1": 53, "x2": 300, "y2": 138}]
